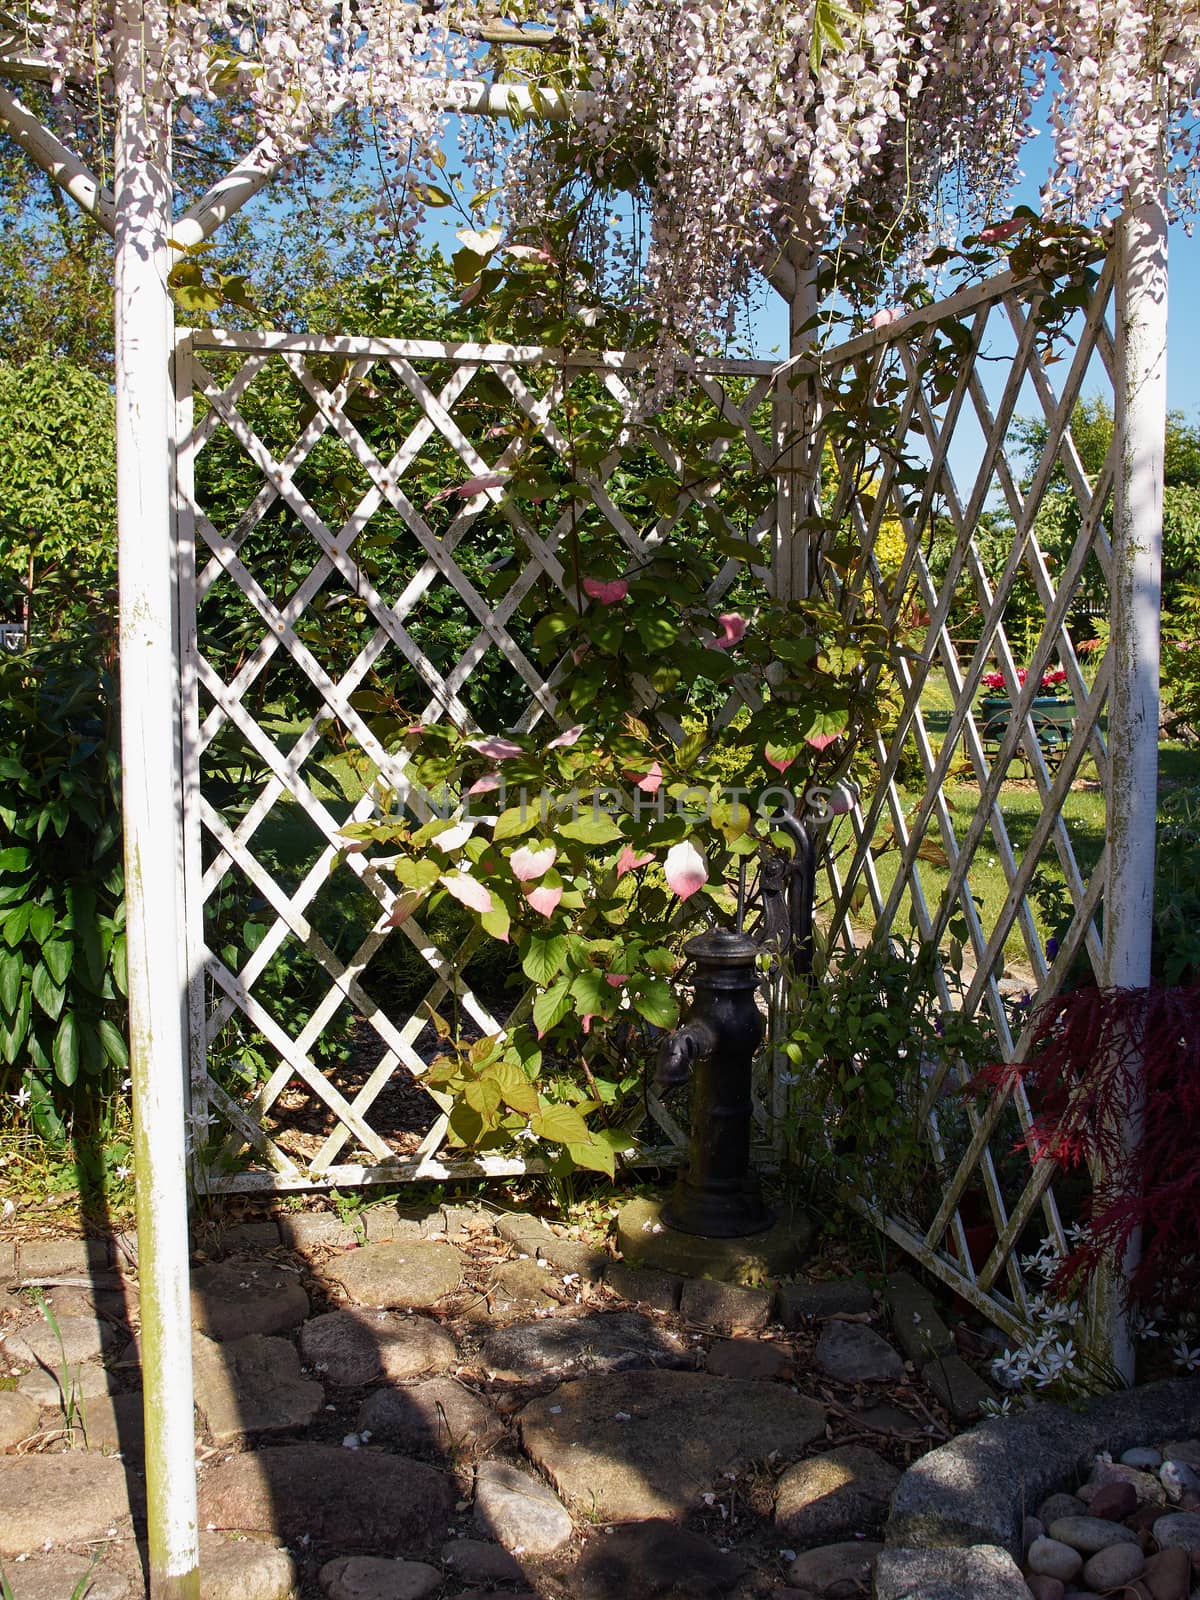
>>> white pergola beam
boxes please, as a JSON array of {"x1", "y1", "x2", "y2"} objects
[{"x1": 0, "y1": 80, "x2": 115, "y2": 233}]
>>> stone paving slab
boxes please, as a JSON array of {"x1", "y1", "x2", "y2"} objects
[
  {"x1": 480, "y1": 1311, "x2": 691, "y2": 1381},
  {"x1": 324, "y1": 1241, "x2": 463, "y2": 1309},
  {"x1": 191, "y1": 1261, "x2": 310, "y2": 1340},
  {"x1": 355, "y1": 1376, "x2": 504, "y2": 1459},
  {"x1": 298, "y1": 1309, "x2": 457, "y2": 1386},
  {"x1": 774, "y1": 1444, "x2": 901, "y2": 1542},
  {"x1": 519, "y1": 1369, "x2": 827, "y2": 1522},
  {"x1": 198, "y1": 1443, "x2": 454, "y2": 1554},
  {"x1": 193, "y1": 1331, "x2": 325, "y2": 1442},
  {"x1": 0, "y1": 1453, "x2": 138, "y2": 1553}
]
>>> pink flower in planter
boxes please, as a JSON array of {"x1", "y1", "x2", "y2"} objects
[
  {"x1": 582, "y1": 576, "x2": 629, "y2": 604},
  {"x1": 664, "y1": 840, "x2": 707, "y2": 901}
]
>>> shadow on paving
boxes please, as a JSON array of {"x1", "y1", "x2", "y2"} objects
[{"x1": 1, "y1": 1195, "x2": 959, "y2": 1600}]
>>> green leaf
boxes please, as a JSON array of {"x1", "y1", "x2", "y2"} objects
[
  {"x1": 530, "y1": 1101, "x2": 593, "y2": 1148},
  {"x1": 53, "y1": 1012, "x2": 79, "y2": 1085},
  {"x1": 0, "y1": 983, "x2": 29, "y2": 1062},
  {"x1": 569, "y1": 969, "x2": 614, "y2": 1018},
  {"x1": 632, "y1": 979, "x2": 679, "y2": 1029},
  {"x1": 480, "y1": 900, "x2": 511, "y2": 944},
  {"x1": 28, "y1": 904, "x2": 54, "y2": 945},
  {"x1": 41, "y1": 938, "x2": 72, "y2": 986},
  {"x1": 557, "y1": 812, "x2": 624, "y2": 846},
  {"x1": 0, "y1": 847, "x2": 30, "y2": 871},
  {"x1": 493, "y1": 805, "x2": 539, "y2": 842},
  {"x1": 410, "y1": 180, "x2": 454, "y2": 207},
  {"x1": 566, "y1": 1140, "x2": 615, "y2": 1178},
  {"x1": 98, "y1": 1018, "x2": 129, "y2": 1070},
  {"x1": 522, "y1": 931, "x2": 568, "y2": 985},
  {"x1": 0, "y1": 947, "x2": 22, "y2": 1013},
  {"x1": 464, "y1": 1076, "x2": 502, "y2": 1117},
  {"x1": 30, "y1": 960, "x2": 65, "y2": 1020},
  {"x1": 2, "y1": 903, "x2": 31, "y2": 947},
  {"x1": 447, "y1": 1100, "x2": 485, "y2": 1147},
  {"x1": 489, "y1": 1057, "x2": 539, "y2": 1115},
  {"x1": 531, "y1": 977, "x2": 572, "y2": 1037}
]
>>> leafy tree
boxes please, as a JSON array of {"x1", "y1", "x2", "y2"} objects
[{"x1": 0, "y1": 355, "x2": 116, "y2": 637}]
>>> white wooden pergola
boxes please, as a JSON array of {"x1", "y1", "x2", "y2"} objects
[{"x1": 0, "y1": 12, "x2": 1168, "y2": 1594}]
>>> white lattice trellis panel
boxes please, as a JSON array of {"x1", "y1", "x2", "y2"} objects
[{"x1": 174, "y1": 333, "x2": 778, "y2": 1191}]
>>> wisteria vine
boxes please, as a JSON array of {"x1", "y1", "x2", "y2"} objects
[{"x1": 9, "y1": 0, "x2": 1200, "y2": 348}]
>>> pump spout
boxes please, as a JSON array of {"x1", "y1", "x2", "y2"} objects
[{"x1": 654, "y1": 1016, "x2": 719, "y2": 1090}]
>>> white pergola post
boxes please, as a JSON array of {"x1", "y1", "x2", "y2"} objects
[
  {"x1": 1094, "y1": 192, "x2": 1167, "y2": 1381},
  {"x1": 113, "y1": 4, "x2": 200, "y2": 1594}
]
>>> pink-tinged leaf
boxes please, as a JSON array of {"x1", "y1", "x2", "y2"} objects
[
  {"x1": 629, "y1": 761, "x2": 662, "y2": 793},
  {"x1": 979, "y1": 218, "x2": 1024, "y2": 243},
  {"x1": 572, "y1": 643, "x2": 590, "y2": 665},
  {"x1": 526, "y1": 881, "x2": 563, "y2": 917},
  {"x1": 582, "y1": 576, "x2": 629, "y2": 604},
  {"x1": 388, "y1": 891, "x2": 423, "y2": 927},
  {"x1": 504, "y1": 244, "x2": 557, "y2": 263},
  {"x1": 580, "y1": 1013, "x2": 597, "y2": 1035},
  {"x1": 483, "y1": 425, "x2": 510, "y2": 439},
  {"x1": 765, "y1": 741, "x2": 799, "y2": 773},
  {"x1": 869, "y1": 307, "x2": 900, "y2": 329},
  {"x1": 468, "y1": 735, "x2": 524, "y2": 761},
  {"x1": 605, "y1": 973, "x2": 628, "y2": 987},
  {"x1": 509, "y1": 843, "x2": 556, "y2": 882},
  {"x1": 825, "y1": 781, "x2": 857, "y2": 816},
  {"x1": 548, "y1": 723, "x2": 585, "y2": 750},
  {"x1": 711, "y1": 612, "x2": 747, "y2": 649},
  {"x1": 805, "y1": 727, "x2": 845, "y2": 752},
  {"x1": 439, "y1": 873, "x2": 494, "y2": 915},
  {"x1": 664, "y1": 840, "x2": 707, "y2": 902},
  {"x1": 616, "y1": 845, "x2": 654, "y2": 879},
  {"x1": 459, "y1": 279, "x2": 482, "y2": 308},
  {"x1": 455, "y1": 473, "x2": 508, "y2": 499},
  {"x1": 468, "y1": 771, "x2": 503, "y2": 796}
]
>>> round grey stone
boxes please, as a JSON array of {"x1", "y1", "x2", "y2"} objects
[
  {"x1": 787, "y1": 1539, "x2": 883, "y2": 1595},
  {"x1": 326, "y1": 1241, "x2": 464, "y2": 1309},
  {"x1": 356, "y1": 1376, "x2": 503, "y2": 1459},
  {"x1": 473, "y1": 1459, "x2": 573, "y2": 1555},
  {"x1": 485, "y1": 1258, "x2": 559, "y2": 1314},
  {"x1": 1046, "y1": 1516, "x2": 1140, "y2": 1555},
  {"x1": 813, "y1": 1321, "x2": 903, "y2": 1384},
  {"x1": 299, "y1": 1310, "x2": 457, "y2": 1386},
  {"x1": 1081, "y1": 1542, "x2": 1144, "y2": 1591},
  {"x1": 1152, "y1": 1511, "x2": 1200, "y2": 1559},
  {"x1": 1121, "y1": 1446, "x2": 1163, "y2": 1470},
  {"x1": 575, "y1": 1520, "x2": 749, "y2": 1599},
  {"x1": 439, "y1": 1540, "x2": 525, "y2": 1583},
  {"x1": 319, "y1": 1555, "x2": 441, "y2": 1600},
  {"x1": 198, "y1": 1532, "x2": 297, "y2": 1600},
  {"x1": 1026, "y1": 1537, "x2": 1083, "y2": 1582},
  {"x1": 775, "y1": 1447, "x2": 901, "y2": 1542},
  {"x1": 190, "y1": 1261, "x2": 310, "y2": 1340},
  {"x1": 1037, "y1": 1494, "x2": 1087, "y2": 1524},
  {"x1": 0, "y1": 1453, "x2": 134, "y2": 1553}
]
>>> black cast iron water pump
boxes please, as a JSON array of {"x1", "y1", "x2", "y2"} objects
[{"x1": 652, "y1": 809, "x2": 827, "y2": 1239}]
